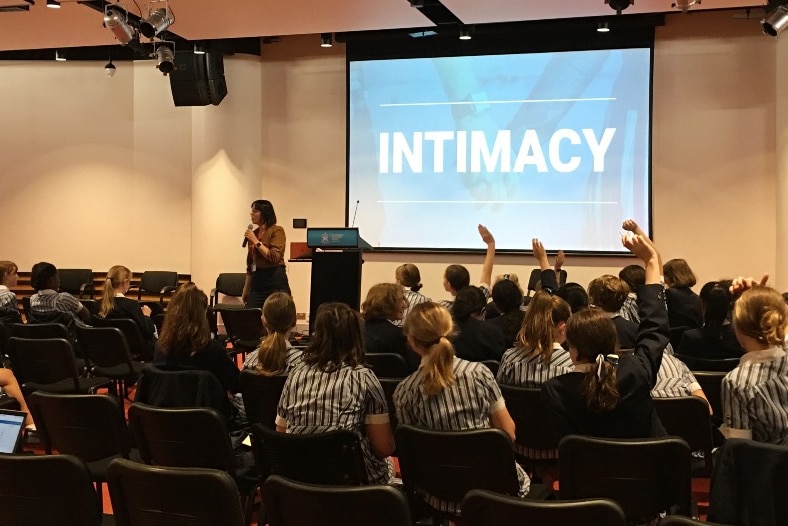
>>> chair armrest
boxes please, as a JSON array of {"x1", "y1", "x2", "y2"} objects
[
  {"x1": 210, "y1": 288, "x2": 218, "y2": 307},
  {"x1": 158, "y1": 285, "x2": 178, "y2": 305},
  {"x1": 78, "y1": 283, "x2": 91, "y2": 299}
]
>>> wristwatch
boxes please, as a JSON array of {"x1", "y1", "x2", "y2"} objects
[{"x1": 255, "y1": 241, "x2": 262, "y2": 248}]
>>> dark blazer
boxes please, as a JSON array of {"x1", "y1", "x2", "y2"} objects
[
  {"x1": 154, "y1": 339, "x2": 240, "y2": 394},
  {"x1": 105, "y1": 297, "x2": 157, "y2": 343},
  {"x1": 363, "y1": 318, "x2": 420, "y2": 372},
  {"x1": 677, "y1": 325, "x2": 743, "y2": 359},
  {"x1": 541, "y1": 284, "x2": 669, "y2": 441},
  {"x1": 612, "y1": 315, "x2": 639, "y2": 349},
  {"x1": 486, "y1": 310, "x2": 525, "y2": 349},
  {"x1": 452, "y1": 317, "x2": 506, "y2": 362},
  {"x1": 665, "y1": 286, "x2": 703, "y2": 330}
]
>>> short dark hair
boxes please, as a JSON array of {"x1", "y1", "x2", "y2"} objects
[
  {"x1": 30, "y1": 262, "x2": 57, "y2": 292},
  {"x1": 251, "y1": 200, "x2": 277, "y2": 227},
  {"x1": 618, "y1": 265, "x2": 645, "y2": 293},
  {"x1": 444, "y1": 265, "x2": 470, "y2": 292},
  {"x1": 453, "y1": 286, "x2": 487, "y2": 322},
  {"x1": 555, "y1": 282, "x2": 589, "y2": 314},
  {"x1": 492, "y1": 279, "x2": 523, "y2": 314}
]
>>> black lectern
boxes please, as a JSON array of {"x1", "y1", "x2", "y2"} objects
[{"x1": 306, "y1": 228, "x2": 372, "y2": 334}]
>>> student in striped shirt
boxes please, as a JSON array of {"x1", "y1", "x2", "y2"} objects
[
  {"x1": 276, "y1": 302, "x2": 395, "y2": 484},
  {"x1": 721, "y1": 278, "x2": 788, "y2": 445},
  {"x1": 395, "y1": 263, "x2": 431, "y2": 325},
  {"x1": 243, "y1": 292, "x2": 303, "y2": 374},
  {"x1": 394, "y1": 302, "x2": 529, "y2": 514}
]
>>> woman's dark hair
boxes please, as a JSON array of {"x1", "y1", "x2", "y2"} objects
[
  {"x1": 663, "y1": 258, "x2": 697, "y2": 288},
  {"x1": 452, "y1": 286, "x2": 486, "y2": 322},
  {"x1": 566, "y1": 309, "x2": 620, "y2": 413},
  {"x1": 396, "y1": 264, "x2": 423, "y2": 292},
  {"x1": 492, "y1": 279, "x2": 523, "y2": 315},
  {"x1": 444, "y1": 265, "x2": 470, "y2": 292},
  {"x1": 251, "y1": 199, "x2": 277, "y2": 227},
  {"x1": 618, "y1": 264, "x2": 645, "y2": 293},
  {"x1": 699, "y1": 281, "x2": 731, "y2": 342},
  {"x1": 303, "y1": 302, "x2": 364, "y2": 372},
  {"x1": 555, "y1": 282, "x2": 589, "y2": 314},
  {"x1": 157, "y1": 283, "x2": 210, "y2": 358},
  {"x1": 30, "y1": 262, "x2": 57, "y2": 292}
]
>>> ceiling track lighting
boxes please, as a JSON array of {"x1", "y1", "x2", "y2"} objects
[
  {"x1": 104, "y1": 8, "x2": 136, "y2": 45},
  {"x1": 55, "y1": 49, "x2": 66, "y2": 61},
  {"x1": 597, "y1": 21, "x2": 610, "y2": 32},
  {"x1": 320, "y1": 33, "x2": 333, "y2": 48},
  {"x1": 155, "y1": 43, "x2": 175, "y2": 75},
  {"x1": 140, "y1": 6, "x2": 174, "y2": 38},
  {"x1": 763, "y1": 4, "x2": 788, "y2": 37},
  {"x1": 46, "y1": 0, "x2": 60, "y2": 9},
  {"x1": 672, "y1": 0, "x2": 700, "y2": 13},
  {"x1": 458, "y1": 26, "x2": 472, "y2": 40},
  {"x1": 606, "y1": 0, "x2": 632, "y2": 15}
]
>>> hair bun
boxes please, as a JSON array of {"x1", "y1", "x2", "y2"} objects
[{"x1": 411, "y1": 283, "x2": 423, "y2": 292}]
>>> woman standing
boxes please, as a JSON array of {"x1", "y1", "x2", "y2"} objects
[{"x1": 242, "y1": 200, "x2": 291, "y2": 309}]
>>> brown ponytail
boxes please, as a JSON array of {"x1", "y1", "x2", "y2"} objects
[
  {"x1": 517, "y1": 291, "x2": 571, "y2": 363},
  {"x1": 99, "y1": 265, "x2": 131, "y2": 318},
  {"x1": 582, "y1": 356, "x2": 620, "y2": 413},
  {"x1": 566, "y1": 309, "x2": 621, "y2": 412},
  {"x1": 404, "y1": 302, "x2": 456, "y2": 395},
  {"x1": 254, "y1": 292, "x2": 296, "y2": 375}
]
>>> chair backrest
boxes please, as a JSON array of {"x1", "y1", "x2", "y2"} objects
[
  {"x1": 659, "y1": 516, "x2": 725, "y2": 526},
  {"x1": 526, "y1": 269, "x2": 568, "y2": 294},
  {"x1": 75, "y1": 325, "x2": 134, "y2": 372},
  {"x1": 128, "y1": 402, "x2": 236, "y2": 473},
  {"x1": 378, "y1": 377, "x2": 401, "y2": 435},
  {"x1": 134, "y1": 364, "x2": 229, "y2": 415},
  {"x1": 28, "y1": 391, "x2": 132, "y2": 462},
  {"x1": 558, "y1": 435, "x2": 692, "y2": 522},
  {"x1": 461, "y1": 489, "x2": 626, "y2": 526},
  {"x1": 79, "y1": 299, "x2": 98, "y2": 317},
  {"x1": 250, "y1": 423, "x2": 368, "y2": 485},
  {"x1": 365, "y1": 352, "x2": 409, "y2": 378},
  {"x1": 675, "y1": 353, "x2": 739, "y2": 372},
  {"x1": 395, "y1": 425, "x2": 520, "y2": 507},
  {"x1": 107, "y1": 458, "x2": 245, "y2": 526},
  {"x1": 653, "y1": 396, "x2": 714, "y2": 476},
  {"x1": 12, "y1": 321, "x2": 69, "y2": 339},
  {"x1": 0, "y1": 454, "x2": 102, "y2": 526},
  {"x1": 58, "y1": 268, "x2": 94, "y2": 298},
  {"x1": 91, "y1": 316, "x2": 151, "y2": 360},
  {"x1": 692, "y1": 371, "x2": 726, "y2": 417},
  {"x1": 239, "y1": 369, "x2": 287, "y2": 428},
  {"x1": 7, "y1": 336, "x2": 79, "y2": 389},
  {"x1": 481, "y1": 359, "x2": 500, "y2": 376},
  {"x1": 499, "y1": 384, "x2": 559, "y2": 453},
  {"x1": 137, "y1": 271, "x2": 179, "y2": 302},
  {"x1": 263, "y1": 475, "x2": 412, "y2": 526},
  {"x1": 219, "y1": 308, "x2": 264, "y2": 348},
  {"x1": 212, "y1": 273, "x2": 247, "y2": 305}
]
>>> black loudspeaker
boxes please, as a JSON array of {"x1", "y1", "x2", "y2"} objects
[{"x1": 168, "y1": 51, "x2": 227, "y2": 107}]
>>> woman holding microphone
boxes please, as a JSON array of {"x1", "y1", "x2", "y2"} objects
[{"x1": 243, "y1": 200, "x2": 291, "y2": 309}]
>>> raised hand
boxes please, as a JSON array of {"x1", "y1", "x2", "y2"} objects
[
  {"x1": 554, "y1": 249, "x2": 565, "y2": 270},
  {"x1": 478, "y1": 224, "x2": 495, "y2": 246},
  {"x1": 730, "y1": 274, "x2": 769, "y2": 295},
  {"x1": 532, "y1": 238, "x2": 549, "y2": 270},
  {"x1": 622, "y1": 219, "x2": 639, "y2": 233},
  {"x1": 621, "y1": 233, "x2": 656, "y2": 264}
]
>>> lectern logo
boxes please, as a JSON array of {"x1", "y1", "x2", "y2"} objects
[{"x1": 321, "y1": 233, "x2": 330, "y2": 244}]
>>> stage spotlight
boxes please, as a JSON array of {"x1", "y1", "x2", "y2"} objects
[
  {"x1": 155, "y1": 44, "x2": 175, "y2": 75},
  {"x1": 458, "y1": 27, "x2": 472, "y2": 40},
  {"x1": 104, "y1": 9, "x2": 135, "y2": 45},
  {"x1": 672, "y1": 0, "x2": 699, "y2": 13},
  {"x1": 606, "y1": 0, "x2": 632, "y2": 15},
  {"x1": 597, "y1": 21, "x2": 610, "y2": 32},
  {"x1": 140, "y1": 7, "x2": 174, "y2": 38},
  {"x1": 46, "y1": 0, "x2": 61, "y2": 9},
  {"x1": 763, "y1": 5, "x2": 788, "y2": 37},
  {"x1": 55, "y1": 50, "x2": 66, "y2": 61},
  {"x1": 105, "y1": 59, "x2": 116, "y2": 78},
  {"x1": 320, "y1": 33, "x2": 333, "y2": 48}
]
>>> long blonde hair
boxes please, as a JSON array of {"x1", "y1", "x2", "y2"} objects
[
  {"x1": 517, "y1": 291, "x2": 571, "y2": 363},
  {"x1": 99, "y1": 265, "x2": 132, "y2": 318},
  {"x1": 255, "y1": 292, "x2": 296, "y2": 375},
  {"x1": 404, "y1": 302, "x2": 455, "y2": 396}
]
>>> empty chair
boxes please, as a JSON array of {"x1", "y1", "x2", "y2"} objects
[
  {"x1": 250, "y1": 423, "x2": 368, "y2": 485},
  {"x1": 365, "y1": 352, "x2": 409, "y2": 378},
  {"x1": 674, "y1": 354, "x2": 739, "y2": 372},
  {"x1": 653, "y1": 396, "x2": 714, "y2": 476},
  {"x1": 58, "y1": 268, "x2": 94, "y2": 299},
  {"x1": 107, "y1": 458, "x2": 245, "y2": 526},
  {"x1": 11, "y1": 321, "x2": 69, "y2": 340},
  {"x1": 558, "y1": 435, "x2": 692, "y2": 523},
  {"x1": 239, "y1": 369, "x2": 287, "y2": 428},
  {"x1": 76, "y1": 325, "x2": 143, "y2": 398},
  {"x1": 211, "y1": 272, "x2": 247, "y2": 308},
  {"x1": 28, "y1": 392, "x2": 137, "y2": 507},
  {"x1": 92, "y1": 316, "x2": 153, "y2": 361},
  {"x1": 263, "y1": 475, "x2": 412, "y2": 526},
  {"x1": 499, "y1": 384, "x2": 559, "y2": 466},
  {"x1": 219, "y1": 307, "x2": 264, "y2": 359},
  {"x1": 134, "y1": 271, "x2": 179, "y2": 306},
  {"x1": 461, "y1": 489, "x2": 626, "y2": 526},
  {"x1": 0, "y1": 454, "x2": 102, "y2": 526},
  {"x1": 133, "y1": 363, "x2": 229, "y2": 416},
  {"x1": 7, "y1": 337, "x2": 111, "y2": 395}
]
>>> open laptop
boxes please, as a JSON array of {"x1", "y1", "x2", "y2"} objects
[{"x1": 0, "y1": 409, "x2": 27, "y2": 454}]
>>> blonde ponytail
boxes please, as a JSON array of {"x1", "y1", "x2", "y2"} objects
[
  {"x1": 254, "y1": 292, "x2": 296, "y2": 375},
  {"x1": 404, "y1": 302, "x2": 456, "y2": 396},
  {"x1": 255, "y1": 332, "x2": 289, "y2": 375},
  {"x1": 421, "y1": 336, "x2": 456, "y2": 395},
  {"x1": 99, "y1": 265, "x2": 131, "y2": 318}
]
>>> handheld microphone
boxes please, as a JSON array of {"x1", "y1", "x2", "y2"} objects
[
  {"x1": 351, "y1": 200, "x2": 360, "y2": 228},
  {"x1": 242, "y1": 224, "x2": 254, "y2": 248}
]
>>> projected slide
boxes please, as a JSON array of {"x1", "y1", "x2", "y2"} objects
[{"x1": 348, "y1": 48, "x2": 652, "y2": 253}]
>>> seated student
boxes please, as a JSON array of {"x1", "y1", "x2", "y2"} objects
[
  {"x1": 451, "y1": 286, "x2": 506, "y2": 362},
  {"x1": 361, "y1": 283, "x2": 419, "y2": 372},
  {"x1": 721, "y1": 277, "x2": 788, "y2": 445},
  {"x1": 439, "y1": 225, "x2": 496, "y2": 310},
  {"x1": 541, "y1": 232, "x2": 669, "y2": 440},
  {"x1": 677, "y1": 281, "x2": 743, "y2": 359},
  {"x1": 28, "y1": 262, "x2": 90, "y2": 325},
  {"x1": 243, "y1": 292, "x2": 303, "y2": 374},
  {"x1": 588, "y1": 275, "x2": 639, "y2": 349},
  {"x1": 618, "y1": 264, "x2": 645, "y2": 323},
  {"x1": 0, "y1": 369, "x2": 35, "y2": 429},
  {"x1": 395, "y1": 264, "x2": 431, "y2": 325},
  {"x1": 663, "y1": 258, "x2": 703, "y2": 330},
  {"x1": 394, "y1": 302, "x2": 530, "y2": 513},
  {"x1": 485, "y1": 278, "x2": 525, "y2": 348},
  {"x1": 555, "y1": 282, "x2": 589, "y2": 314},
  {"x1": 0, "y1": 261, "x2": 21, "y2": 324},
  {"x1": 97, "y1": 265, "x2": 157, "y2": 356},
  {"x1": 276, "y1": 303, "x2": 395, "y2": 485}
]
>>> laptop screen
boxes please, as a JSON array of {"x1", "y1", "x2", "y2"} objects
[{"x1": 0, "y1": 409, "x2": 26, "y2": 454}]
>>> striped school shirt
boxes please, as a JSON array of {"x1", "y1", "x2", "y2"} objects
[
  {"x1": 242, "y1": 342, "x2": 303, "y2": 372},
  {"x1": 394, "y1": 287, "x2": 432, "y2": 327},
  {"x1": 651, "y1": 349, "x2": 701, "y2": 399},
  {"x1": 29, "y1": 289, "x2": 82, "y2": 321},
  {"x1": 721, "y1": 346, "x2": 788, "y2": 445},
  {"x1": 275, "y1": 361, "x2": 392, "y2": 484}
]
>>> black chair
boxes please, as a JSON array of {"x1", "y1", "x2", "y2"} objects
[
  {"x1": 76, "y1": 326, "x2": 143, "y2": 398},
  {"x1": 693, "y1": 371, "x2": 726, "y2": 417},
  {"x1": 250, "y1": 423, "x2": 368, "y2": 485},
  {"x1": 660, "y1": 516, "x2": 726, "y2": 525},
  {"x1": 558, "y1": 435, "x2": 692, "y2": 523},
  {"x1": 675, "y1": 354, "x2": 739, "y2": 373},
  {"x1": 395, "y1": 424, "x2": 522, "y2": 520},
  {"x1": 366, "y1": 352, "x2": 409, "y2": 378},
  {"x1": 134, "y1": 270, "x2": 179, "y2": 306},
  {"x1": 11, "y1": 321, "x2": 69, "y2": 339},
  {"x1": 526, "y1": 268, "x2": 567, "y2": 296},
  {"x1": 107, "y1": 458, "x2": 246, "y2": 526},
  {"x1": 670, "y1": 326, "x2": 691, "y2": 350},
  {"x1": 239, "y1": 369, "x2": 287, "y2": 428},
  {"x1": 28, "y1": 392, "x2": 137, "y2": 509},
  {"x1": 58, "y1": 268, "x2": 94, "y2": 299},
  {"x1": 481, "y1": 359, "x2": 500, "y2": 376},
  {"x1": 379, "y1": 377, "x2": 401, "y2": 436},
  {"x1": 461, "y1": 489, "x2": 626, "y2": 526},
  {"x1": 7, "y1": 337, "x2": 111, "y2": 395},
  {"x1": 653, "y1": 396, "x2": 714, "y2": 476},
  {"x1": 0, "y1": 454, "x2": 103, "y2": 526},
  {"x1": 219, "y1": 307, "x2": 264, "y2": 359},
  {"x1": 211, "y1": 272, "x2": 247, "y2": 308},
  {"x1": 499, "y1": 384, "x2": 558, "y2": 464},
  {"x1": 92, "y1": 316, "x2": 153, "y2": 361},
  {"x1": 263, "y1": 475, "x2": 412, "y2": 526},
  {"x1": 79, "y1": 298, "x2": 99, "y2": 317},
  {"x1": 133, "y1": 363, "x2": 229, "y2": 416}
]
